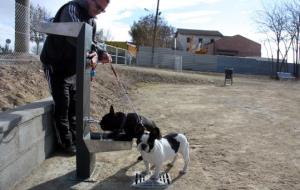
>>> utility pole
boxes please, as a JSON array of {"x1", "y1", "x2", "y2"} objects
[{"x1": 151, "y1": 0, "x2": 160, "y2": 67}]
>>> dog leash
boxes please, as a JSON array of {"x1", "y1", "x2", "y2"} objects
[{"x1": 110, "y1": 64, "x2": 141, "y2": 122}]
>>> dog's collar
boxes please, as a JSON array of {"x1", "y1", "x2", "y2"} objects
[
  {"x1": 137, "y1": 114, "x2": 144, "y2": 127},
  {"x1": 119, "y1": 113, "x2": 144, "y2": 133}
]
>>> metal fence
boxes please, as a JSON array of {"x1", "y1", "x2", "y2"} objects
[
  {"x1": 137, "y1": 51, "x2": 182, "y2": 72},
  {"x1": 106, "y1": 44, "x2": 135, "y2": 65},
  {"x1": 137, "y1": 46, "x2": 300, "y2": 76},
  {"x1": 0, "y1": 1, "x2": 31, "y2": 62}
]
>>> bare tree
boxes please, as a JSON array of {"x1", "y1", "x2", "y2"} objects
[
  {"x1": 129, "y1": 14, "x2": 175, "y2": 48},
  {"x1": 255, "y1": 2, "x2": 289, "y2": 74},
  {"x1": 255, "y1": 1, "x2": 300, "y2": 76},
  {"x1": 95, "y1": 29, "x2": 113, "y2": 42},
  {"x1": 280, "y1": 28, "x2": 294, "y2": 71},
  {"x1": 30, "y1": 4, "x2": 50, "y2": 55},
  {"x1": 285, "y1": 0, "x2": 300, "y2": 75}
]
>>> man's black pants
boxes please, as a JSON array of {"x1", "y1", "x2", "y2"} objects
[{"x1": 45, "y1": 67, "x2": 77, "y2": 147}]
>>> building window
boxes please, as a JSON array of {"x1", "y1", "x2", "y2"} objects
[
  {"x1": 210, "y1": 39, "x2": 215, "y2": 43},
  {"x1": 187, "y1": 37, "x2": 191, "y2": 43},
  {"x1": 199, "y1": 38, "x2": 203, "y2": 43}
]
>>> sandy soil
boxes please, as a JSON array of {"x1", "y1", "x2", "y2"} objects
[
  {"x1": 0, "y1": 60, "x2": 49, "y2": 111},
  {"x1": 9, "y1": 63, "x2": 300, "y2": 190}
]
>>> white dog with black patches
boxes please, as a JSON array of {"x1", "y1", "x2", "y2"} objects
[{"x1": 137, "y1": 127, "x2": 190, "y2": 180}]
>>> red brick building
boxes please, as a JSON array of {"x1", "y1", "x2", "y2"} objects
[{"x1": 206, "y1": 35, "x2": 261, "y2": 57}]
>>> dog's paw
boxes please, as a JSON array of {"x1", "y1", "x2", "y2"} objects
[{"x1": 179, "y1": 170, "x2": 187, "y2": 175}]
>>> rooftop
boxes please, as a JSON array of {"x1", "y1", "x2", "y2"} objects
[{"x1": 176, "y1": 28, "x2": 223, "y2": 37}]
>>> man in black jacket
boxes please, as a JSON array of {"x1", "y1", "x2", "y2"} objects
[{"x1": 40, "y1": 0, "x2": 112, "y2": 154}]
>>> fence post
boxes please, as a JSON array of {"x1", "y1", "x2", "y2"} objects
[
  {"x1": 116, "y1": 48, "x2": 118, "y2": 64},
  {"x1": 15, "y1": 0, "x2": 30, "y2": 53}
]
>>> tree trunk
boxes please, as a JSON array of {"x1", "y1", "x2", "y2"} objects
[
  {"x1": 36, "y1": 41, "x2": 39, "y2": 55},
  {"x1": 277, "y1": 42, "x2": 280, "y2": 72},
  {"x1": 296, "y1": 28, "x2": 300, "y2": 77}
]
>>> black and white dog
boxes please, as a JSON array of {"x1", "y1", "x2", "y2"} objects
[
  {"x1": 100, "y1": 105, "x2": 158, "y2": 141},
  {"x1": 137, "y1": 127, "x2": 190, "y2": 180}
]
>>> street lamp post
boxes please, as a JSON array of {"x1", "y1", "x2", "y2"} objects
[{"x1": 151, "y1": 0, "x2": 160, "y2": 67}]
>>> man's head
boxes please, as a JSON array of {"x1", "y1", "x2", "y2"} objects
[{"x1": 86, "y1": 0, "x2": 110, "y2": 17}]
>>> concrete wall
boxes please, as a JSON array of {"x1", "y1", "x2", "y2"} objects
[{"x1": 0, "y1": 97, "x2": 55, "y2": 190}]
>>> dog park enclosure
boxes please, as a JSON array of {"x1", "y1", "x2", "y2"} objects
[{"x1": 7, "y1": 66, "x2": 300, "y2": 190}]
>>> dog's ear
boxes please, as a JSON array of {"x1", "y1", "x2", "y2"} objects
[
  {"x1": 151, "y1": 127, "x2": 162, "y2": 139},
  {"x1": 110, "y1": 105, "x2": 115, "y2": 114}
]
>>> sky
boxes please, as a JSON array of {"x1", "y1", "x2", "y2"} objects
[{"x1": 0, "y1": 0, "x2": 286, "y2": 58}]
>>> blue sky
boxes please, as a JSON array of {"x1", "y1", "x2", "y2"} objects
[{"x1": 0, "y1": 0, "x2": 283, "y2": 58}]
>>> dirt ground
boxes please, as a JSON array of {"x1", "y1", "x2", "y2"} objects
[{"x1": 6, "y1": 62, "x2": 299, "y2": 190}]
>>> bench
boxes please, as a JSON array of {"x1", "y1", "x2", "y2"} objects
[{"x1": 277, "y1": 72, "x2": 296, "y2": 80}]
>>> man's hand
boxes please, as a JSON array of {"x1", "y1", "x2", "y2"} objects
[
  {"x1": 100, "y1": 52, "x2": 112, "y2": 64},
  {"x1": 87, "y1": 51, "x2": 112, "y2": 67},
  {"x1": 87, "y1": 51, "x2": 98, "y2": 68}
]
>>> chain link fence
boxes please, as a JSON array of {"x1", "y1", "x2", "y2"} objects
[
  {"x1": 0, "y1": 0, "x2": 38, "y2": 63},
  {"x1": 106, "y1": 44, "x2": 136, "y2": 65},
  {"x1": 0, "y1": 0, "x2": 135, "y2": 65}
]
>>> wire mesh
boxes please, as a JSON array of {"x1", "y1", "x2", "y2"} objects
[
  {"x1": 0, "y1": 1, "x2": 136, "y2": 66},
  {"x1": 0, "y1": 1, "x2": 34, "y2": 63}
]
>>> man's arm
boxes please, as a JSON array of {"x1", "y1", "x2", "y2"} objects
[
  {"x1": 91, "y1": 20, "x2": 112, "y2": 64},
  {"x1": 55, "y1": 3, "x2": 81, "y2": 47},
  {"x1": 58, "y1": 3, "x2": 112, "y2": 64},
  {"x1": 59, "y1": 3, "x2": 80, "y2": 22}
]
